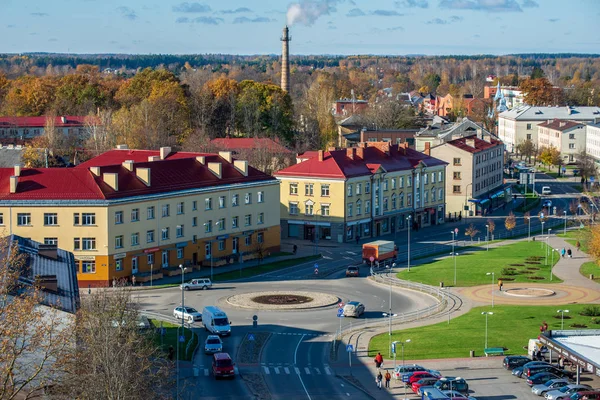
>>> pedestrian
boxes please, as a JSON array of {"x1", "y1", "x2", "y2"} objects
[
  {"x1": 498, "y1": 279, "x2": 503, "y2": 292},
  {"x1": 356, "y1": 235, "x2": 360, "y2": 245},
  {"x1": 131, "y1": 275, "x2": 136, "y2": 287},
  {"x1": 374, "y1": 352, "x2": 383, "y2": 369},
  {"x1": 567, "y1": 248, "x2": 572, "y2": 258},
  {"x1": 384, "y1": 370, "x2": 391, "y2": 388},
  {"x1": 561, "y1": 248, "x2": 566, "y2": 258},
  {"x1": 559, "y1": 355, "x2": 565, "y2": 370},
  {"x1": 88, "y1": 284, "x2": 91, "y2": 295},
  {"x1": 112, "y1": 278, "x2": 116, "y2": 288},
  {"x1": 576, "y1": 241, "x2": 581, "y2": 251},
  {"x1": 293, "y1": 244, "x2": 297, "y2": 255},
  {"x1": 376, "y1": 371, "x2": 383, "y2": 390}
]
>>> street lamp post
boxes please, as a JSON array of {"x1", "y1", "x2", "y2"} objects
[
  {"x1": 564, "y1": 211, "x2": 567, "y2": 235},
  {"x1": 526, "y1": 216, "x2": 531, "y2": 241},
  {"x1": 541, "y1": 220, "x2": 545, "y2": 250},
  {"x1": 407, "y1": 215, "x2": 412, "y2": 272},
  {"x1": 382, "y1": 312, "x2": 398, "y2": 358},
  {"x1": 551, "y1": 249, "x2": 555, "y2": 281},
  {"x1": 482, "y1": 311, "x2": 494, "y2": 349},
  {"x1": 486, "y1": 224, "x2": 489, "y2": 251},
  {"x1": 546, "y1": 229, "x2": 552, "y2": 266},
  {"x1": 557, "y1": 309, "x2": 570, "y2": 330},
  {"x1": 486, "y1": 272, "x2": 495, "y2": 308},
  {"x1": 451, "y1": 231, "x2": 457, "y2": 286},
  {"x1": 176, "y1": 264, "x2": 187, "y2": 400},
  {"x1": 401, "y1": 339, "x2": 411, "y2": 399}
]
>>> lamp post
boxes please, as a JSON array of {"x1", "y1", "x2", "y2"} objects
[
  {"x1": 486, "y1": 272, "x2": 495, "y2": 308},
  {"x1": 451, "y1": 231, "x2": 457, "y2": 286},
  {"x1": 465, "y1": 182, "x2": 473, "y2": 224},
  {"x1": 482, "y1": 311, "x2": 494, "y2": 349},
  {"x1": 564, "y1": 211, "x2": 567, "y2": 235},
  {"x1": 401, "y1": 339, "x2": 411, "y2": 399},
  {"x1": 557, "y1": 309, "x2": 570, "y2": 330},
  {"x1": 541, "y1": 220, "x2": 545, "y2": 249},
  {"x1": 177, "y1": 264, "x2": 187, "y2": 400},
  {"x1": 486, "y1": 224, "x2": 490, "y2": 251},
  {"x1": 526, "y1": 215, "x2": 531, "y2": 241},
  {"x1": 382, "y1": 312, "x2": 398, "y2": 358},
  {"x1": 547, "y1": 229, "x2": 552, "y2": 265},
  {"x1": 551, "y1": 249, "x2": 555, "y2": 281},
  {"x1": 407, "y1": 215, "x2": 412, "y2": 272}
]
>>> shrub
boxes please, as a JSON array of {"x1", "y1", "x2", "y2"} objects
[
  {"x1": 581, "y1": 306, "x2": 600, "y2": 317},
  {"x1": 591, "y1": 318, "x2": 600, "y2": 325},
  {"x1": 501, "y1": 268, "x2": 516, "y2": 276},
  {"x1": 570, "y1": 323, "x2": 588, "y2": 328},
  {"x1": 528, "y1": 276, "x2": 545, "y2": 280}
]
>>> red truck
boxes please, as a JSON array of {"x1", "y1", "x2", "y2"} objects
[{"x1": 362, "y1": 240, "x2": 398, "y2": 264}]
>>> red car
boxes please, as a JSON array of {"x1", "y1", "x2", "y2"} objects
[
  {"x1": 408, "y1": 371, "x2": 439, "y2": 385},
  {"x1": 412, "y1": 377, "x2": 440, "y2": 394}
]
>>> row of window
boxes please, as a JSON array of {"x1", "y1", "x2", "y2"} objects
[
  {"x1": 8, "y1": 212, "x2": 97, "y2": 227},
  {"x1": 475, "y1": 161, "x2": 502, "y2": 179}
]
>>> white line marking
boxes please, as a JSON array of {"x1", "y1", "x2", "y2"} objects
[
  {"x1": 263, "y1": 366, "x2": 270, "y2": 375},
  {"x1": 294, "y1": 334, "x2": 312, "y2": 400},
  {"x1": 346, "y1": 393, "x2": 350, "y2": 397},
  {"x1": 341, "y1": 384, "x2": 345, "y2": 387},
  {"x1": 314, "y1": 368, "x2": 321, "y2": 375},
  {"x1": 204, "y1": 369, "x2": 209, "y2": 377},
  {"x1": 325, "y1": 367, "x2": 332, "y2": 375},
  {"x1": 295, "y1": 367, "x2": 301, "y2": 375},
  {"x1": 304, "y1": 367, "x2": 311, "y2": 375},
  {"x1": 274, "y1": 367, "x2": 280, "y2": 375},
  {"x1": 284, "y1": 367, "x2": 290, "y2": 374}
]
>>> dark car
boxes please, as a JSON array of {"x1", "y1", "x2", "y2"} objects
[
  {"x1": 434, "y1": 377, "x2": 469, "y2": 394},
  {"x1": 526, "y1": 372, "x2": 559, "y2": 386},
  {"x1": 524, "y1": 365, "x2": 573, "y2": 379},
  {"x1": 513, "y1": 361, "x2": 549, "y2": 378},
  {"x1": 503, "y1": 355, "x2": 531, "y2": 370},
  {"x1": 570, "y1": 391, "x2": 600, "y2": 399},
  {"x1": 345, "y1": 266, "x2": 359, "y2": 277},
  {"x1": 212, "y1": 352, "x2": 235, "y2": 379}
]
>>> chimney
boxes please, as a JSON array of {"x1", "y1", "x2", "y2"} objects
[
  {"x1": 9, "y1": 176, "x2": 18, "y2": 193},
  {"x1": 35, "y1": 274, "x2": 58, "y2": 293},
  {"x1": 196, "y1": 156, "x2": 206, "y2": 165},
  {"x1": 116, "y1": 144, "x2": 128, "y2": 150},
  {"x1": 103, "y1": 173, "x2": 119, "y2": 191},
  {"x1": 122, "y1": 160, "x2": 134, "y2": 171},
  {"x1": 356, "y1": 147, "x2": 364, "y2": 159},
  {"x1": 233, "y1": 160, "x2": 248, "y2": 176},
  {"x1": 280, "y1": 26, "x2": 291, "y2": 92},
  {"x1": 136, "y1": 168, "x2": 151, "y2": 186},
  {"x1": 328, "y1": 147, "x2": 336, "y2": 151},
  {"x1": 147, "y1": 156, "x2": 160, "y2": 162},
  {"x1": 218, "y1": 151, "x2": 233, "y2": 163},
  {"x1": 38, "y1": 244, "x2": 58, "y2": 260},
  {"x1": 346, "y1": 147, "x2": 355, "y2": 160},
  {"x1": 559, "y1": 121, "x2": 566, "y2": 128},
  {"x1": 208, "y1": 162, "x2": 222, "y2": 179},
  {"x1": 318, "y1": 150, "x2": 324, "y2": 162},
  {"x1": 424, "y1": 142, "x2": 431, "y2": 156},
  {"x1": 13, "y1": 165, "x2": 21, "y2": 177},
  {"x1": 360, "y1": 127, "x2": 367, "y2": 143},
  {"x1": 465, "y1": 138, "x2": 476, "y2": 148},
  {"x1": 159, "y1": 146, "x2": 171, "y2": 160},
  {"x1": 366, "y1": 141, "x2": 391, "y2": 155},
  {"x1": 477, "y1": 128, "x2": 483, "y2": 139},
  {"x1": 60, "y1": 116, "x2": 67, "y2": 124}
]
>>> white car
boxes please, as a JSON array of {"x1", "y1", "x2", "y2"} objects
[
  {"x1": 442, "y1": 390, "x2": 477, "y2": 399},
  {"x1": 173, "y1": 306, "x2": 202, "y2": 323},
  {"x1": 204, "y1": 335, "x2": 223, "y2": 354},
  {"x1": 180, "y1": 278, "x2": 212, "y2": 290}
]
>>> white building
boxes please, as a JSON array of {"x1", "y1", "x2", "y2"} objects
[
  {"x1": 586, "y1": 123, "x2": 600, "y2": 164},
  {"x1": 537, "y1": 119, "x2": 586, "y2": 163},
  {"x1": 498, "y1": 106, "x2": 600, "y2": 153}
]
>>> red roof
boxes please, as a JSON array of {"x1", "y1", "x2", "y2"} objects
[
  {"x1": 275, "y1": 144, "x2": 447, "y2": 179},
  {"x1": 538, "y1": 119, "x2": 585, "y2": 132},
  {"x1": 0, "y1": 149, "x2": 274, "y2": 201},
  {"x1": 445, "y1": 136, "x2": 502, "y2": 154},
  {"x1": 210, "y1": 138, "x2": 292, "y2": 154},
  {"x1": 0, "y1": 116, "x2": 90, "y2": 128}
]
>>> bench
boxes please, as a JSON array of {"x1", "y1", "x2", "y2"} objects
[{"x1": 484, "y1": 347, "x2": 505, "y2": 356}]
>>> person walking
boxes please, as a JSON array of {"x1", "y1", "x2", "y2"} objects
[
  {"x1": 567, "y1": 248, "x2": 572, "y2": 258},
  {"x1": 374, "y1": 352, "x2": 384, "y2": 369},
  {"x1": 384, "y1": 370, "x2": 391, "y2": 388},
  {"x1": 559, "y1": 355, "x2": 565, "y2": 370},
  {"x1": 576, "y1": 241, "x2": 581, "y2": 251},
  {"x1": 561, "y1": 248, "x2": 566, "y2": 258},
  {"x1": 356, "y1": 235, "x2": 360, "y2": 245},
  {"x1": 498, "y1": 279, "x2": 503, "y2": 291},
  {"x1": 131, "y1": 275, "x2": 136, "y2": 287},
  {"x1": 376, "y1": 371, "x2": 383, "y2": 390}
]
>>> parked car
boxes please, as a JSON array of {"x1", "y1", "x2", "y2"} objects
[
  {"x1": 212, "y1": 352, "x2": 235, "y2": 379},
  {"x1": 342, "y1": 301, "x2": 365, "y2": 317},
  {"x1": 544, "y1": 384, "x2": 593, "y2": 400},
  {"x1": 408, "y1": 371, "x2": 441, "y2": 385},
  {"x1": 442, "y1": 390, "x2": 478, "y2": 400},
  {"x1": 412, "y1": 377, "x2": 440, "y2": 394},
  {"x1": 434, "y1": 377, "x2": 469, "y2": 394},
  {"x1": 569, "y1": 391, "x2": 600, "y2": 399},
  {"x1": 527, "y1": 372, "x2": 560, "y2": 386},
  {"x1": 503, "y1": 355, "x2": 531, "y2": 370},
  {"x1": 532, "y1": 378, "x2": 571, "y2": 396},
  {"x1": 204, "y1": 335, "x2": 223, "y2": 354},
  {"x1": 180, "y1": 278, "x2": 212, "y2": 290},
  {"x1": 394, "y1": 364, "x2": 426, "y2": 380},
  {"x1": 345, "y1": 266, "x2": 360, "y2": 277},
  {"x1": 513, "y1": 361, "x2": 550, "y2": 378},
  {"x1": 173, "y1": 306, "x2": 202, "y2": 323}
]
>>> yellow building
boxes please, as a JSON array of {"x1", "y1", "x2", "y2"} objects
[
  {"x1": 275, "y1": 142, "x2": 447, "y2": 243},
  {"x1": 0, "y1": 146, "x2": 280, "y2": 287}
]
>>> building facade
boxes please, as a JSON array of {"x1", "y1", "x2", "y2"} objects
[
  {"x1": 0, "y1": 116, "x2": 88, "y2": 141},
  {"x1": 0, "y1": 147, "x2": 280, "y2": 287},
  {"x1": 537, "y1": 119, "x2": 586, "y2": 163},
  {"x1": 430, "y1": 135, "x2": 508, "y2": 217},
  {"x1": 275, "y1": 142, "x2": 447, "y2": 243},
  {"x1": 415, "y1": 118, "x2": 496, "y2": 153},
  {"x1": 586, "y1": 123, "x2": 600, "y2": 164}
]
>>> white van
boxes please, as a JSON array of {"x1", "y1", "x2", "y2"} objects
[
  {"x1": 542, "y1": 186, "x2": 552, "y2": 195},
  {"x1": 202, "y1": 306, "x2": 231, "y2": 336}
]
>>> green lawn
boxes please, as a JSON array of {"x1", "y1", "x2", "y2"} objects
[
  {"x1": 580, "y1": 261, "x2": 600, "y2": 282},
  {"x1": 369, "y1": 305, "x2": 600, "y2": 359},
  {"x1": 397, "y1": 241, "x2": 562, "y2": 287},
  {"x1": 557, "y1": 228, "x2": 590, "y2": 253},
  {"x1": 149, "y1": 319, "x2": 198, "y2": 361},
  {"x1": 212, "y1": 254, "x2": 321, "y2": 281}
]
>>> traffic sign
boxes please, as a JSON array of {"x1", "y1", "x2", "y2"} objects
[
  {"x1": 338, "y1": 302, "x2": 344, "y2": 308},
  {"x1": 314, "y1": 263, "x2": 319, "y2": 270},
  {"x1": 179, "y1": 335, "x2": 185, "y2": 343},
  {"x1": 391, "y1": 342, "x2": 396, "y2": 354},
  {"x1": 454, "y1": 228, "x2": 458, "y2": 234},
  {"x1": 248, "y1": 334, "x2": 255, "y2": 342},
  {"x1": 591, "y1": 176, "x2": 595, "y2": 183},
  {"x1": 369, "y1": 256, "x2": 375, "y2": 262},
  {"x1": 252, "y1": 315, "x2": 258, "y2": 321},
  {"x1": 346, "y1": 344, "x2": 353, "y2": 352},
  {"x1": 337, "y1": 308, "x2": 344, "y2": 317}
]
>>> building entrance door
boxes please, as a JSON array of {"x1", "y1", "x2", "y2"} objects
[{"x1": 161, "y1": 250, "x2": 169, "y2": 268}]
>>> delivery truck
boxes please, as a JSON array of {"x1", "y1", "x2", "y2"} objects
[{"x1": 362, "y1": 240, "x2": 398, "y2": 264}]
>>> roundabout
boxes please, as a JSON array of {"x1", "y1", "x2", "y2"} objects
[{"x1": 226, "y1": 290, "x2": 340, "y2": 310}]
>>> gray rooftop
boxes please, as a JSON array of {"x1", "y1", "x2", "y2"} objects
[
  {"x1": 499, "y1": 105, "x2": 600, "y2": 121},
  {"x1": 0, "y1": 146, "x2": 23, "y2": 168},
  {"x1": 417, "y1": 117, "x2": 495, "y2": 140}
]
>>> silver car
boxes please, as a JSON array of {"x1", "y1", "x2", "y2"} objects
[
  {"x1": 532, "y1": 379, "x2": 571, "y2": 396},
  {"x1": 173, "y1": 306, "x2": 202, "y2": 323},
  {"x1": 204, "y1": 335, "x2": 223, "y2": 354},
  {"x1": 545, "y1": 384, "x2": 592, "y2": 400}
]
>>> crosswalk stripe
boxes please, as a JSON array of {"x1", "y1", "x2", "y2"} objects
[
  {"x1": 295, "y1": 367, "x2": 301, "y2": 375},
  {"x1": 284, "y1": 367, "x2": 290, "y2": 374},
  {"x1": 315, "y1": 368, "x2": 321, "y2": 375},
  {"x1": 325, "y1": 367, "x2": 332, "y2": 375},
  {"x1": 204, "y1": 369, "x2": 209, "y2": 377},
  {"x1": 274, "y1": 367, "x2": 280, "y2": 374},
  {"x1": 263, "y1": 366, "x2": 270, "y2": 375},
  {"x1": 304, "y1": 367, "x2": 311, "y2": 375}
]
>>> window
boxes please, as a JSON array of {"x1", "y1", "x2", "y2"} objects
[
  {"x1": 44, "y1": 238, "x2": 58, "y2": 245},
  {"x1": 431, "y1": 173, "x2": 436, "y2": 183},
  {"x1": 131, "y1": 256, "x2": 138, "y2": 272},
  {"x1": 356, "y1": 200, "x2": 362, "y2": 215},
  {"x1": 162, "y1": 228, "x2": 169, "y2": 240},
  {"x1": 162, "y1": 204, "x2": 170, "y2": 217},
  {"x1": 192, "y1": 235, "x2": 197, "y2": 244},
  {"x1": 407, "y1": 194, "x2": 412, "y2": 206},
  {"x1": 453, "y1": 171, "x2": 461, "y2": 180},
  {"x1": 231, "y1": 216, "x2": 238, "y2": 228},
  {"x1": 17, "y1": 213, "x2": 31, "y2": 226},
  {"x1": 245, "y1": 235, "x2": 252, "y2": 246},
  {"x1": 290, "y1": 183, "x2": 298, "y2": 195},
  {"x1": 128, "y1": 208, "x2": 139, "y2": 222},
  {"x1": 438, "y1": 188, "x2": 444, "y2": 201},
  {"x1": 245, "y1": 214, "x2": 252, "y2": 226},
  {"x1": 192, "y1": 216, "x2": 197, "y2": 227},
  {"x1": 177, "y1": 248, "x2": 184, "y2": 259},
  {"x1": 115, "y1": 211, "x2": 123, "y2": 224},
  {"x1": 526, "y1": 133, "x2": 532, "y2": 140},
  {"x1": 205, "y1": 198, "x2": 212, "y2": 210},
  {"x1": 305, "y1": 183, "x2": 314, "y2": 196},
  {"x1": 82, "y1": 261, "x2": 96, "y2": 273},
  {"x1": 391, "y1": 179, "x2": 396, "y2": 190},
  {"x1": 321, "y1": 204, "x2": 330, "y2": 216},
  {"x1": 147, "y1": 230, "x2": 155, "y2": 243},
  {"x1": 147, "y1": 253, "x2": 154, "y2": 266},
  {"x1": 115, "y1": 235, "x2": 123, "y2": 249},
  {"x1": 423, "y1": 174, "x2": 428, "y2": 185},
  {"x1": 347, "y1": 203, "x2": 353, "y2": 217},
  {"x1": 218, "y1": 240, "x2": 225, "y2": 251},
  {"x1": 399, "y1": 193, "x2": 404, "y2": 208},
  {"x1": 365, "y1": 182, "x2": 371, "y2": 194},
  {"x1": 131, "y1": 232, "x2": 139, "y2": 246},
  {"x1": 569, "y1": 133, "x2": 575, "y2": 140},
  {"x1": 74, "y1": 238, "x2": 80, "y2": 250},
  {"x1": 453, "y1": 158, "x2": 461, "y2": 166},
  {"x1": 383, "y1": 180, "x2": 388, "y2": 191},
  {"x1": 453, "y1": 185, "x2": 461, "y2": 193},
  {"x1": 218, "y1": 218, "x2": 225, "y2": 230},
  {"x1": 392, "y1": 195, "x2": 397, "y2": 210},
  {"x1": 205, "y1": 243, "x2": 212, "y2": 258},
  {"x1": 347, "y1": 184, "x2": 353, "y2": 197},
  {"x1": 73, "y1": 213, "x2": 80, "y2": 225},
  {"x1": 305, "y1": 203, "x2": 314, "y2": 216},
  {"x1": 289, "y1": 203, "x2": 299, "y2": 215},
  {"x1": 82, "y1": 238, "x2": 96, "y2": 250},
  {"x1": 245, "y1": 193, "x2": 252, "y2": 204},
  {"x1": 258, "y1": 213, "x2": 264, "y2": 224},
  {"x1": 365, "y1": 200, "x2": 371, "y2": 214},
  {"x1": 176, "y1": 225, "x2": 184, "y2": 237},
  {"x1": 399, "y1": 177, "x2": 404, "y2": 188},
  {"x1": 82, "y1": 213, "x2": 95, "y2": 225},
  {"x1": 383, "y1": 197, "x2": 388, "y2": 211},
  {"x1": 115, "y1": 260, "x2": 123, "y2": 271},
  {"x1": 438, "y1": 171, "x2": 443, "y2": 182},
  {"x1": 253, "y1": 231, "x2": 263, "y2": 245},
  {"x1": 205, "y1": 220, "x2": 212, "y2": 233},
  {"x1": 321, "y1": 184, "x2": 330, "y2": 196},
  {"x1": 177, "y1": 202, "x2": 184, "y2": 215},
  {"x1": 356, "y1": 183, "x2": 362, "y2": 195},
  {"x1": 192, "y1": 201, "x2": 197, "y2": 211},
  {"x1": 147, "y1": 206, "x2": 155, "y2": 220},
  {"x1": 407, "y1": 176, "x2": 412, "y2": 187},
  {"x1": 569, "y1": 143, "x2": 575, "y2": 149},
  {"x1": 257, "y1": 191, "x2": 264, "y2": 203},
  {"x1": 527, "y1": 123, "x2": 532, "y2": 130},
  {"x1": 219, "y1": 196, "x2": 226, "y2": 208},
  {"x1": 232, "y1": 194, "x2": 239, "y2": 207},
  {"x1": 424, "y1": 191, "x2": 429, "y2": 204},
  {"x1": 44, "y1": 213, "x2": 58, "y2": 226}
]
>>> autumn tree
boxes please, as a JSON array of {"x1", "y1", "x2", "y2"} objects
[
  {"x1": 487, "y1": 219, "x2": 496, "y2": 240},
  {"x1": 465, "y1": 224, "x2": 479, "y2": 242},
  {"x1": 520, "y1": 77, "x2": 564, "y2": 106},
  {"x1": 576, "y1": 151, "x2": 598, "y2": 187},
  {"x1": 537, "y1": 146, "x2": 562, "y2": 173},
  {"x1": 505, "y1": 212, "x2": 517, "y2": 235},
  {"x1": 516, "y1": 139, "x2": 536, "y2": 163}
]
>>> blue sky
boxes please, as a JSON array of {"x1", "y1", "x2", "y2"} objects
[{"x1": 1, "y1": 0, "x2": 599, "y2": 55}]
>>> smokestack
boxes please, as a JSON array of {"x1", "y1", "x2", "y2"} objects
[{"x1": 280, "y1": 26, "x2": 291, "y2": 93}]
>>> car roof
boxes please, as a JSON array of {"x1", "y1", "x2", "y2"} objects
[
  {"x1": 206, "y1": 335, "x2": 221, "y2": 340},
  {"x1": 347, "y1": 301, "x2": 361, "y2": 305},
  {"x1": 214, "y1": 352, "x2": 231, "y2": 360},
  {"x1": 347, "y1": 265, "x2": 358, "y2": 269}
]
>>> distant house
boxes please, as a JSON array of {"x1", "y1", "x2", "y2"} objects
[
  {"x1": 436, "y1": 94, "x2": 488, "y2": 118},
  {"x1": 210, "y1": 137, "x2": 292, "y2": 155},
  {"x1": 484, "y1": 85, "x2": 524, "y2": 110},
  {"x1": 537, "y1": 119, "x2": 586, "y2": 163},
  {"x1": 415, "y1": 117, "x2": 497, "y2": 152},
  {"x1": 332, "y1": 98, "x2": 369, "y2": 117},
  {"x1": 339, "y1": 127, "x2": 419, "y2": 148},
  {"x1": 0, "y1": 115, "x2": 89, "y2": 141}
]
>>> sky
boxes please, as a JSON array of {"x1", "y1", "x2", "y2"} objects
[{"x1": 0, "y1": 0, "x2": 599, "y2": 55}]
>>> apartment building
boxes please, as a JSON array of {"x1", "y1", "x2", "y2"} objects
[
  {"x1": 0, "y1": 116, "x2": 88, "y2": 141},
  {"x1": 430, "y1": 135, "x2": 507, "y2": 217},
  {"x1": 537, "y1": 119, "x2": 586, "y2": 163},
  {"x1": 586, "y1": 123, "x2": 600, "y2": 164},
  {"x1": 275, "y1": 142, "x2": 447, "y2": 243},
  {"x1": 0, "y1": 146, "x2": 280, "y2": 287}
]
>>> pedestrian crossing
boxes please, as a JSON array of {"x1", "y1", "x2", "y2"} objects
[
  {"x1": 196, "y1": 364, "x2": 333, "y2": 378},
  {"x1": 272, "y1": 332, "x2": 333, "y2": 338}
]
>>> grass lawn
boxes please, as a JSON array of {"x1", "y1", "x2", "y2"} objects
[
  {"x1": 396, "y1": 241, "x2": 562, "y2": 287},
  {"x1": 557, "y1": 228, "x2": 590, "y2": 253},
  {"x1": 580, "y1": 261, "x2": 600, "y2": 282},
  {"x1": 212, "y1": 254, "x2": 321, "y2": 282},
  {"x1": 149, "y1": 319, "x2": 198, "y2": 361},
  {"x1": 369, "y1": 304, "x2": 600, "y2": 359}
]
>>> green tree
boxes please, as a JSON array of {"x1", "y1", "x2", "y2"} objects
[
  {"x1": 422, "y1": 73, "x2": 441, "y2": 93},
  {"x1": 517, "y1": 139, "x2": 536, "y2": 163},
  {"x1": 530, "y1": 66, "x2": 545, "y2": 79}
]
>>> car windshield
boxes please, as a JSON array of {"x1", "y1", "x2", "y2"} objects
[
  {"x1": 560, "y1": 386, "x2": 572, "y2": 393},
  {"x1": 185, "y1": 307, "x2": 198, "y2": 313},
  {"x1": 216, "y1": 359, "x2": 232, "y2": 367},
  {"x1": 214, "y1": 317, "x2": 228, "y2": 326},
  {"x1": 207, "y1": 339, "x2": 221, "y2": 345}
]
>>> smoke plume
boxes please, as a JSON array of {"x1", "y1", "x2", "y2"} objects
[{"x1": 286, "y1": 0, "x2": 343, "y2": 26}]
